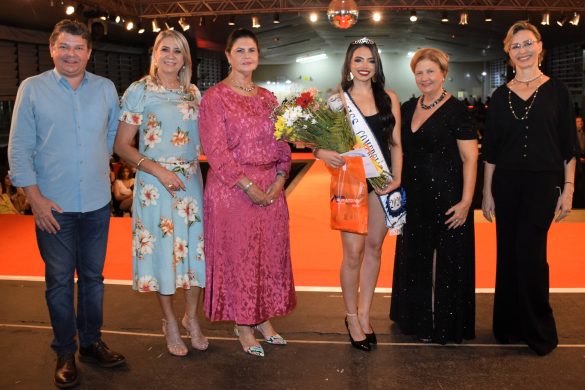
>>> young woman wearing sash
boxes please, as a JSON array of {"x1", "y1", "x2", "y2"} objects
[
  {"x1": 390, "y1": 48, "x2": 478, "y2": 345},
  {"x1": 482, "y1": 22, "x2": 577, "y2": 355},
  {"x1": 315, "y1": 38, "x2": 402, "y2": 351}
]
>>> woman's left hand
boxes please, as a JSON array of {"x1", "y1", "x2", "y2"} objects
[
  {"x1": 264, "y1": 176, "x2": 286, "y2": 206},
  {"x1": 445, "y1": 201, "x2": 471, "y2": 229},
  {"x1": 554, "y1": 186, "x2": 573, "y2": 222},
  {"x1": 373, "y1": 179, "x2": 401, "y2": 196}
]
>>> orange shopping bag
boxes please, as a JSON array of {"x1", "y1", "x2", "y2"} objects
[{"x1": 328, "y1": 156, "x2": 369, "y2": 234}]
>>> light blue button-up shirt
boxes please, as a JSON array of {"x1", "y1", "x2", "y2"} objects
[{"x1": 8, "y1": 69, "x2": 120, "y2": 212}]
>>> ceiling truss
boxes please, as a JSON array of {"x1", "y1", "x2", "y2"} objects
[{"x1": 77, "y1": 0, "x2": 585, "y2": 19}]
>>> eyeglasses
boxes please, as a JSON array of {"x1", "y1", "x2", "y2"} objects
[{"x1": 509, "y1": 39, "x2": 538, "y2": 51}]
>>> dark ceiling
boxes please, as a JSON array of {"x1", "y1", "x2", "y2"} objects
[{"x1": 1, "y1": 1, "x2": 584, "y2": 63}]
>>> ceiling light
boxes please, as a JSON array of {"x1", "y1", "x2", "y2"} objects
[
  {"x1": 570, "y1": 12, "x2": 580, "y2": 26},
  {"x1": 252, "y1": 16, "x2": 261, "y2": 29},
  {"x1": 179, "y1": 17, "x2": 190, "y2": 31},
  {"x1": 137, "y1": 22, "x2": 145, "y2": 34},
  {"x1": 409, "y1": 11, "x2": 418, "y2": 22},
  {"x1": 164, "y1": 21, "x2": 174, "y2": 31},
  {"x1": 372, "y1": 12, "x2": 381, "y2": 22},
  {"x1": 65, "y1": 5, "x2": 75, "y2": 15},
  {"x1": 115, "y1": 15, "x2": 122, "y2": 24},
  {"x1": 441, "y1": 11, "x2": 449, "y2": 23},
  {"x1": 228, "y1": 16, "x2": 235, "y2": 26},
  {"x1": 296, "y1": 53, "x2": 327, "y2": 63},
  {"x1": 541, "y1": 12, "x2": 550, "y2": 25},
  {"x1": 459, "y1": 12, "x2": 468, "y2": 25},
  {"x1": 273, "y1": 13, "x2": 280, "y2": 24},
  {"x1": 309, "y1": 13, "x2": 318, "y2": 23},
  {"x1": 126, "y1": 20, "x2": 134, "y2": 31},
  {"x1": 484, "y1": 11, "x2": 493, "y2": 22},
  {"x1": 152, "y1": 19, "x2": 161, "y2": 32},
  {"x1": 557, "y1": 15, "x2": 567, "y2": 26}
]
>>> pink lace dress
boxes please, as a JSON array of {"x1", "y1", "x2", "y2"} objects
[{"x1": 199, "y1": 83, "x2": 296, "y2": 324}]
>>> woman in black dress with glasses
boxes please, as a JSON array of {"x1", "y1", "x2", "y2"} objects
[{"x1": 482, "y1": 21, "x2": 578, "y2": 356}]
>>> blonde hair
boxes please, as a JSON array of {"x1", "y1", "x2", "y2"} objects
[
  {"x1": 503, "y1": 20, "x2": 544, "y2": 63},
  {"x1": 410, "y1": 48, "x2": 449, "y2": 75},
  {"x1": 148, "y1": 30, "x2": 192, "y2": 88}
]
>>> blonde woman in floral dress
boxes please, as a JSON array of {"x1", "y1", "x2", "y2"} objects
[{"x1": 114, "y1": 30, "x2": 207, "y2": 356}]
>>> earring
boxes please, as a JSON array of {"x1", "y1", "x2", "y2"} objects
[{"x1": 347, "y1": 72, "x2": 354, "y2": 81}]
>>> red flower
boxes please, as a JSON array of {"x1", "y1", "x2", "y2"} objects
[{"x1": 295, "y1": 92, "x2": 314, "y2": 109}]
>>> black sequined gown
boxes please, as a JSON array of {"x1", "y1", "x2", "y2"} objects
[{"x1": 390, "y1": 97, "x2": 476, "y2": 344}]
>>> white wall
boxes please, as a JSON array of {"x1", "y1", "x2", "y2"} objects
[{"x1": 255, "y1": 53, "x2": 488, "y2": 103}]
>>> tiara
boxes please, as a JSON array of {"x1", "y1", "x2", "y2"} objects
[{"x1": 352, "y1": 37, "x2": 375, "y2": 45}]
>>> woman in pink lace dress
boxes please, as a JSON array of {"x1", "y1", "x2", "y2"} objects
[{"x1": 199, "y1": 28, "x2": 296, "y2": 357}]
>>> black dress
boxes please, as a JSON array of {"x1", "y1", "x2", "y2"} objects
[
  {"x1": 344, "y1": 92, "x2": 395, "y2": 193},
  {"x1": 482, "y1": 78, "x2": 578, "y2": 355},
  {"x1": 390, "y1": 97, "x2": 476, "y2": 344},
  {"x1": 364, "y1": 112, "x2": 395, "y2": 193}
]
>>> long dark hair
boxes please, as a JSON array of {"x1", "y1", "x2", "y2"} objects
[{"x1": 341, "y1": 41, "x2": 394, "y2": 144}]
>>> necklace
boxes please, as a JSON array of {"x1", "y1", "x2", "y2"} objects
[
  {"x1": 513, "y1": 72, "x2": 543, "y2": 87},
  {"x1": 231, "y1": 78, "x2": 256, "y2": 92},
  {"x1": 508, "y1": 87, "x2": 539, "y2": 121},
  {"x1": 420, "y1": 88, "x2": 447, "y2": 110}
]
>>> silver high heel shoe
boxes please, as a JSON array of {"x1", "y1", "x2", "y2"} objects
[
  {"x1": 181, "y1": 315, "x2": 209, "y2": 351},
  {"x1": 162, "y1": 319, "x2": 188, "y2": 357},
  {"x1": 234, "y1": 326, "x2": 264, "y2": 357},
  {"x1": 253, "y1": 321, "x2": 287, "y2": 345}
]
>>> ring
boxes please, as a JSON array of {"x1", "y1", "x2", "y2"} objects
[{"x1": 167, "y1": 184, "x2": 173, "y2": 188}]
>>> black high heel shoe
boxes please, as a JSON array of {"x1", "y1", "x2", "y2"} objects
[
  {"x1": 345, "y1": 316, "x2": 371, "y2": 352},
  {"x1": 365, "y1": 329, "x2": 377, "y2": 345}
]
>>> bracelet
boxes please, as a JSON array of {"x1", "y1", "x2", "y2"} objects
[
  {"x1": 242, "y1": 181, "x2": 253, "y2": 192},
  {"x1": 136, "y1": 157, "x2": 146, "y2": 169},
  {"x1": 564, "y1": 181, "x2": 574, "y2": 185}
]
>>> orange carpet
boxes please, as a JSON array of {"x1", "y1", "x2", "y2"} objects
[{"x1": 1, "y1": 159, "x2": 584, "y2": 288}]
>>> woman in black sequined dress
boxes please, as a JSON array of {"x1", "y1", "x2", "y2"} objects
[{"x1": 390, "y1": 48, "x2": 478, "y2": 344}]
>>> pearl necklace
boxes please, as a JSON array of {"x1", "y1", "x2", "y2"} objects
[
  {"x1": 420, "y1": 88, "x2": 447, "y2": 110},
  {"x1": 508, "y1": 86, "x2": 539, "y2": 121},
  {"x1": 513, "y1": 72, "x2": 543, "y2": 87}
]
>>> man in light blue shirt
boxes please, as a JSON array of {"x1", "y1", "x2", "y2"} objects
[{"x1": 8, "y1": 19, "x2": 125, "y2": 388}]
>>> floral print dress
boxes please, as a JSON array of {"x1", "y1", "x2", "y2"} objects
[{"x1": 120, "y1": 76, "x2": 205, "y2": 295}]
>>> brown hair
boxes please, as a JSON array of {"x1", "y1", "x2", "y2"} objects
[
  {"x1": 225, "y1": 28, "x2": 259, "y2": 53},
  {"x1": 49, "y1": 19, "x2": 92, "y2": 49},
  {"x1": 503, "y1": 20, "x2": 544, "y2": 63},
  {"x1": 410, "y1": 48, "x2": 449, "y2": 75}
]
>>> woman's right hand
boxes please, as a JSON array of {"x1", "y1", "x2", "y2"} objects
[
  {"x1": 245, "y1": 184, "x2": 268, "y2": 206},
  {"x1": 315, "y1": 149, "x2": 345, "y2": 169},
  {"x1": 155, "y1": 166, "x2": 185, "y2": 196},
  {"x1": 481, "y1": 191, "x2": 495, "y2": 222}
]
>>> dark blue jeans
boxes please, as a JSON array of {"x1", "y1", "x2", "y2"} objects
[{"x1": 36, "y1": 203, "x2": 110, "y2": 355}]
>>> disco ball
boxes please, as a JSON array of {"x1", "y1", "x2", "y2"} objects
[{"x1": 327, "y1": 0, "x2": 359, "y2": 29}]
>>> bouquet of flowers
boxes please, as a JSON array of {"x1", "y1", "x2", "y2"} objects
[{"x1": 273, "y1": 88, "x2": 389, "y2": 189}]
